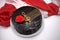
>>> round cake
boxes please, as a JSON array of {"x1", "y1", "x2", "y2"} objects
[{"x1": 11, "y1": 6, "x2": 42, "y2": 37}]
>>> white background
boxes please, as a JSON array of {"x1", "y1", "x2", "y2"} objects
[{"x1": 0, "y1": 0, "x2": 60, "y2": 40}]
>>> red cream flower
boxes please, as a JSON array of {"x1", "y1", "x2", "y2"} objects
[{"x1": 15, "y1": 15, "x2": 25, "y2": 23}]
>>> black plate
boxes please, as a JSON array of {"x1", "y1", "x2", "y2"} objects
[{"x1": 12, "y1": 6, "x2": 42, "y2": 35}]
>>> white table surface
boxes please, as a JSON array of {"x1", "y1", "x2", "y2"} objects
[{"x1": 0, "y1": 0, "x2": 60, "y2": 40}]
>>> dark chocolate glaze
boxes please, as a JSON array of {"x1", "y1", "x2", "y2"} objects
[{"x1": 12, "y1": 6, "x2": 42, "y2": 35}]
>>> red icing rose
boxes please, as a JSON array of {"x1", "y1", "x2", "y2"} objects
[{"x1": 15, "y1": 15, "x2": 25, "y2": 23}]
